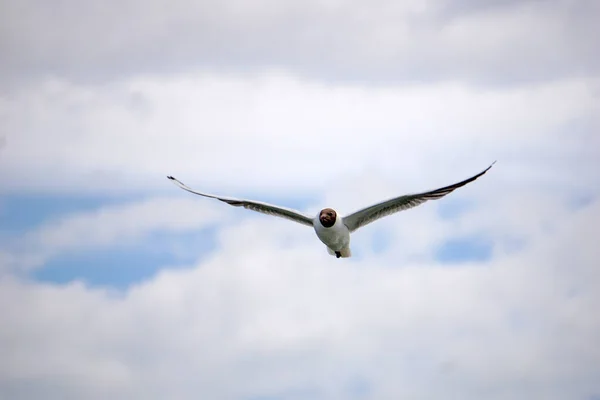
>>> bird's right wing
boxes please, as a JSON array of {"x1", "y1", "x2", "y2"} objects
[
  {"x1": 167, "y1": 176, "x2": 315, "y2": 227},
  {"x1": 342, "y1": 162, "x2": 495, "y2": 232}
]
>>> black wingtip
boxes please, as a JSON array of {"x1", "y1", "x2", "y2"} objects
[
  {"x1": 483, "y1": 161, "x2": 497, "y2": 173},
  {"x1": 167, "y1": 176, "x2": 175, "y2": 180}
]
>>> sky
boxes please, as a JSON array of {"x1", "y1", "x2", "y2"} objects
[{"x1": 1, "y1": 0, "x2": 599, "y2": 399}]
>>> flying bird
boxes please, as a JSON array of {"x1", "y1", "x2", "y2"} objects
[{"x1": 167, "y1": 162, "x2": 495, "y2": 258}]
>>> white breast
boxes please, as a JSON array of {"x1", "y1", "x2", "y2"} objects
[{"x1": 313, "y1": 215, "x2": 350, "y2": 251}]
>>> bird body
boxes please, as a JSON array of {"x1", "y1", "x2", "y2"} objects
[
  {"x1": 313, "y1": 208, "x2": 351, "y2": 258},
  {"x1": 167, "y1": 162, "x2": 495, "y2": 258}
]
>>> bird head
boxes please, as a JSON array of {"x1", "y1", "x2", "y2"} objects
[{"x1": 319, "y1": 208, "x2": 337, "y2": 228}]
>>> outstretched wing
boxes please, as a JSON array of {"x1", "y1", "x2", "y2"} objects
[
  {"x1": 342, "y1": 162, "x2": 496, "y2": 232},
  {"x1": 167, "y1": 176, "x2": 315, "y2": 227}
]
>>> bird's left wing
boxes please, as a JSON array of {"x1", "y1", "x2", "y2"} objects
[
  {"x1": 342, "y1": 162, "x2": 496, "y2": 233},
  {"x1": 167, "y1": 176, "x2": 315, "y2": 227}
]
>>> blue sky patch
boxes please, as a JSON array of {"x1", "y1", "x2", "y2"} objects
[
  {"x1": 32, "y1": 229, "x2": 218, "y2": 289},
  {"x1": 345, "y1": 376, "x2": 371, "y2": 398},
  {"x1": 437, "y1": 197, "x2": 475, "y2": 220},
  {"x1": 370, "y1": 229, "x2": 392, "y2": 254},
  {"x1": 0, "y1": 193, "x2": 132, "y2": 234},
  {"x1": 435, "y1": 234, "x2": 493, "y2": 263},
  {"x1": 567, "y1": 193, "x2": 595, "y2": 211}
]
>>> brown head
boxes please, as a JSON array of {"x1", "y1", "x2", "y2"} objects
[{"x1": 319, "y1": 208, "x2": 337, "y2": 228}]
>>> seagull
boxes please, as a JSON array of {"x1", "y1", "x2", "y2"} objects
[{"x1": 167, "y1": 162, "x2": 495, "y2": 258}]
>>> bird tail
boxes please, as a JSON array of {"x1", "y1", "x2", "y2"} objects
[
  {"x1": 340, "y1": 247, "x2": 352, "y2": 258},
  {"x1": 326, "y1": 246, "x2": 352, "y2": 258}
]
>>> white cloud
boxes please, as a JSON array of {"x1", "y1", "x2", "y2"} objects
[
  {"x1": 1, "y1": 197, "x2": 598, "y2": 400},
  {"x1": 1, "y1": 72, "x2": 597, "y2": 198}
]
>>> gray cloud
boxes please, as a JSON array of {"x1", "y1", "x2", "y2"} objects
[
  {"x1": 437, "y1": 0, "x2": 547, "y2": 16},
  {"x1": 1, "y1": 0, "x2": 598, "y2": 88}
]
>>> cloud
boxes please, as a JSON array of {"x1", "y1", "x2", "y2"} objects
[
  {"x1": 1, "y1": 0, "x2": 598, "y2": 87},
  {"x1": 1, "y1": 72, "x2": 597, "y2": 198},
  {"x1": 2, "y1": 196, "x2": 228, "y2": 272},
  {"x1": 2, "y1": 0, "x2": 599, "y2": 397},
  {"x1": 1, "y1": 197, "x2": 598, "y2": 400}
]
